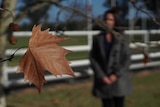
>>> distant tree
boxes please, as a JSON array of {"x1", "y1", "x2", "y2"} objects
[
  {"x1": 103, "y1": 0, "x2": 128, "y2": 19},
  {"x1": 54, "y1": 0, "x2": 87, "y2": 30},
  {"x1": 103, "y1": 0, "x2": 160, "y2": 28},
  {"x1": 19, "y1": 0, "x2": 50, "y2": 25},
  {"x1": 144, "y1": 0, "x2": 160, "y2": 24},
  {"x1": 144, "y1": 0, "x2": 160, "y2": 14}
]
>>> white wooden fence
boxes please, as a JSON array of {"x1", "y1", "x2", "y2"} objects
[{"x1": 2, "y1": 30, "x2": 160, "y2": 88}]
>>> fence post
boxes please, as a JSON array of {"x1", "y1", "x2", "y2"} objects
[
  {"x1": 144, "y1": 30, "x2": 149, "y2": 53},
  {"x1": 1, "y1": 62, "x2": 9, "y2": 88},
  {"x1": 87, "y1": 31, "x2": 93, "y2": 50}
]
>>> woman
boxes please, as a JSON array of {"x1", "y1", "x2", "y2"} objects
[{"x1": 89, "y1": 8, "x2": 132, "y2": 107}]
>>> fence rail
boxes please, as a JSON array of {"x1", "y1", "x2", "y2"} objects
[{"x1": 2, "y1": 30, "x2": 160, "y2": 88}]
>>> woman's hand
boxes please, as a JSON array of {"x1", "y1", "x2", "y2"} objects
[
  {"x1": 109, "y1": 74, "x2": 118, "y2": 83},
  {"x1": 102, "y1": 76, "x2": 112, "y2": 85},
  {"x1": 102, "y1": 74, "x2": 118, "y2": 85}
]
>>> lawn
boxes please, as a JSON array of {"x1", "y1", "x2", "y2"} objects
[
  {"x1": 6, "y1": 36, "x2": 88, "y2": 49},
  {"x1": 6, "y1": 69, "x2": 160, "y2": 107}
]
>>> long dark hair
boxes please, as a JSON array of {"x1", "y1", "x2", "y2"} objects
[{"x1": 103, "y1": 7, "x2": 121, "y2": 28}]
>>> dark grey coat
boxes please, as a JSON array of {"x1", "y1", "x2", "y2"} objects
[{"x1": 89, "y1": 32, "x2": 132, "y2": 98}]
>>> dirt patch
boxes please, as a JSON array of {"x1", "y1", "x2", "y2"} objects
[{"x1": 7, "y1": 78, "x2": 93, "y2": 96}]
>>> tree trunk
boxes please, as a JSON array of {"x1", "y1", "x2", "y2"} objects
[{"x1": 0, "y1": 0, "x2": 17, "y2": 106}]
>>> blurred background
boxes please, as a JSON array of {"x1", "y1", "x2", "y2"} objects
[{"x1": 0, "y1": 0, "x2": 160, "y2": 107}]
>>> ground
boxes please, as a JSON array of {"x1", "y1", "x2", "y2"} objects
[{"x1": 6, "y1": 68, "x2": 160, "y2": 107}]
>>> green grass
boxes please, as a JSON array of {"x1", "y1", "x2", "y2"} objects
[
  {"x1": 129, "y1": 34, "x2": 160, "y2": 42},
  {"x1": 6, "y1": 70, "x2": 160, "y2": 107},
  {"x1": 7, "y1": 36, "x2": 88, "y2": 49},
  {"x1": 7, "y1": 37, "x2": 30, "y2": 49},
  {"x1": 126, "y1": 71, "x2": 160, "y2": 107},
  {"x1": 66, "y1": 51, "x2": 89, "y2": 60}
]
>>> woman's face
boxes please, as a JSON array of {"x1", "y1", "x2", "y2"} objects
[{"x1": 105, "y1": 13, "x2": 115, "y2": 28}]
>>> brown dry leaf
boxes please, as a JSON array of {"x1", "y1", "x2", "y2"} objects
[
  {"x1": 143, "y1": 52, "x2": 151, "y2": 65},
  {"x1": 127, "y1": 99, "x2": 136, "y2": 104},
  {"x1": 17, "y1": 24, "x2": 75, "y2": 93}
]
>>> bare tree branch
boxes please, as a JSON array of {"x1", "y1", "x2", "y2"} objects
[
  {"x1": 129, "y1": 0, "x2": 160, "y2": 25},
  {"x1": 14, "y1": 0, "x2": 127, "y2": 42},
  {"x1": 38, "y1": 0, "x2": 127, "y2": 42},
  {"x1": 0, "y1": 46, "x2": 27, "y2": 63}
]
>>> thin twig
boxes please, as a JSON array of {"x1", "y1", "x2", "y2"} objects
[
  {"x1": 129, "y1": 0, "x2": 160, "y2": 25},
  {"x1": 19, "y1": 0, "x2": 125, "y2": 42},
  {"x1": 44, "y1": 0, "x2": 127, "y2": 42},
  {"x1": 0, "y1": 46, "x2": 27, "y2": 63}
]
